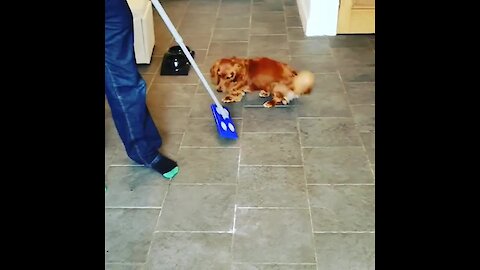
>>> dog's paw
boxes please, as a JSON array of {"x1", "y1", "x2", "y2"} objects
[
  {"x1": 263, "y1": 100, "x2": 276, "y2": 108},
  {"x1": 259, "y1": 90, "x2": 270, "y2": 98},
  {"x1": 281, "y1": 99, "x2": 289, "y2": 105},
  {"x1": 222, "y1": 96, "x2": 234, "y2": 103},
  {"x1": 222, "y1": 95, "x2": 242, "y2": 103}
]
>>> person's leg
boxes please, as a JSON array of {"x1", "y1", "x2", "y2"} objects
[{"x1": 105, "y1": 0, "x2": 178, "y2": 179}]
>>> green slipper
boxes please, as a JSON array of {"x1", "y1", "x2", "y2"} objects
[{"x1": 162, "y1": 166, "x2": 179, "y2": 180}]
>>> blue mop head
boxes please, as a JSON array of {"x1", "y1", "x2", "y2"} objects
[{"x1": 210, "y1": 104, "x2": 239, "y2": 140}]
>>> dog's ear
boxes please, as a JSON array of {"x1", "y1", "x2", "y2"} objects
[{"x1": 210, "y1": 60, "x2": 220, "y2": 85}]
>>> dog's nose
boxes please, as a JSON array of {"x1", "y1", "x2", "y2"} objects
[{"x1": 216, "y1": 87, "x2": 223, "y2": 92}]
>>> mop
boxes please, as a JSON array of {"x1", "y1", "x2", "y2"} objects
[{"x1": 151, "y1": 0, "x2": 238, "y2": 140}]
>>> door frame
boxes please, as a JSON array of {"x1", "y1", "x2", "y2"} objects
[{"x1": 337, "y1": 0, "x2": 375, "y2": 33}]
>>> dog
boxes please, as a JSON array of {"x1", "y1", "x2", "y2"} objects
[
  {"x1": 264, "y1": 70, "x2": 315, "y2": 108},
  {"x1": 210, "y1": 57, "x2": 315, "y2": 107}
]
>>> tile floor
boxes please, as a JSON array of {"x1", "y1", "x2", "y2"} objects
[{"x1": 105, "y1": 0, "x2": 375, "y2": 269}]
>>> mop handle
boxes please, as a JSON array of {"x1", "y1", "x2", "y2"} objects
[{"x1": 150, "y1": 0, "x2": 227, "y2": 117}]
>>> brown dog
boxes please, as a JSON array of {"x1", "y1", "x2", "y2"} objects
[
  {"x1": 265, "y1": 70, "x2": 315, "y2": 107},
  {"x1": 210, "y1": 57, "x2": 314, "y2": 107}
]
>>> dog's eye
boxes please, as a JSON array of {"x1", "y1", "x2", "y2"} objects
[{"x1": 226, "y1": 72, "x2": 234, "y2": 79}]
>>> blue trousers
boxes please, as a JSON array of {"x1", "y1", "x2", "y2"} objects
[{"x1": 105, "y1": 0, "x2": 162, "y2": 166}]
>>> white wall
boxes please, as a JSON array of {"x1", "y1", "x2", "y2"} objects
[
  {"x1": 297, "y1": 0, "x2": 309, "y2": 34},
  {"x1": 296, "y1": 0, "x2": 339, "y2": 36}
]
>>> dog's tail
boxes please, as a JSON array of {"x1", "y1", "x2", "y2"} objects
[{"x1": 293, "y1": 70, "x2": 315, "y2": 95}]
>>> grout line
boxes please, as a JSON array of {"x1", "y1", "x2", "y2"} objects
[
  {"x1": 297, "y1": 117, "x2": 305, "y2": 147},
  {"x1": 108, "y1": 164, "x2": 143, "y2": 167},
  {"x1": 301, "y1": 146, "x2": 365, "y2": 148},
  {"x1": 249, "y1": 33, "x2": 289, "y2": 36},
  {"x1": 284, "y1": 8, "x2": 294, "y2": 46},
  {"x1": 336, "y1": 70, "x2": 376, "y2": 181},
  {"x1": 307, "y1": 183, "x2": 375, "y2": 186},
  {"x1": 184, "y1": 96, "x2": 195, "y2": 129},
  {"x1": 105, "y1": 262, "x2": 145, "y2": 266},
  {"x1": 188, "y1": 117, "x2": 243, "y2": 120},
  {"x1": 286, "y1": 37, "x2": 327, "y2": 43},
  {"x1": 231, "y1": 67, "x2": 245, "y2": 262},
  {"x1": 149, "y1": 52, "x2": 163, "y2": 83},
  {"x1": 350, "y1": 103, "x2": 376, "y2": 107},
  {"x1": 343, "y1": 81, "x2": 376, "y2": 84},
  {"x1": 150, "y1": 105, "x2": 192, "y2": 108},
  {"x1": 163, "y1": 133, "x2": 182, "y2": 159},
  {"x1": 214, "y1": 27, "x2": 250, "y2": 30},
  {"x1": 156, "y1": 132, "x2": 184, "y2": 135},
  {"x1": 314, "y1": 231, "x2": 375, "y2": 234},
  {"x1": 230, "y1": 203, "x2": 238, "y2": 254},
  {"x1": 144, "y1": 74, "x2": 155, "y2": 95},
  {"x1": 239, "y1": 164, "x2": 303, "y2": 167},
  {"x1": 288, "y1": 1, "x2": 319, "y2": 266},
  {"x1": 154, "y1": 230, "x2": 232, "y2": 234},
  {"x1": 150, "y1": 82, "x2": 198, "y2": 86},
  {"x1": 171, "y1": 182, "x2": 237, "y2": 186},
  {"x1": 198, "y1": 0, "x2": 217, "y2": 88},
  {"x1": 210, "y1": 40, "x2": 250, "y2": 44},
  {"x1": 290, "y1": 53, "x2": 333, "y2": 57},
  {"x1": 237, "y1": 206, "x2": 309, "y2": 210},
  {"x1": 241, "y1": 131, "x2": 298, "y2": 134},
  {"x1": 105, "y1": 206, "x2": 162, "y2": 209},
  {"x1": 296, "y1": 115, "x2": 319, "y2": 267},
  {"x1": 297, "y1": 116, "x2": 355, "y2": 119},
  {"x1": 179, "y1": 146, "x2": 240, "y2": 149},
  {"x1": 233, "y1": 262, "x2": 317, "y2": 265},
  {"x1": 246, "y1": 0, "x2": 253, "y2": 57},
  {"x1": 144, "y1": 172, "x2": 174, "y2": 264}
]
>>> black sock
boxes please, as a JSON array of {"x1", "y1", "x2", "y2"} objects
[{"x1": 151, "y1": 154, "x2": 178, "y2": 176}]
